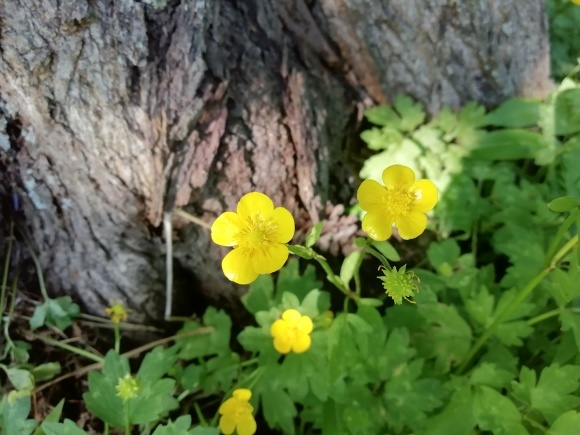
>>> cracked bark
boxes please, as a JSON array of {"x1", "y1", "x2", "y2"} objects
[{"x1": 0, "y1": 0, "x2": 552, "y2": 322}]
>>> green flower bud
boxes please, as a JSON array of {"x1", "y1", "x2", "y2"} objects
[
  {"x1": 115, "y1": 373, "x2": 140, "y2": 401},
  {"x1": 378, "y1": 265, "x2": 419, "y2": 305}
]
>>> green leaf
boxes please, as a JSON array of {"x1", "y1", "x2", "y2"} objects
[
  {"x1": 287, "y1": 244, "x2": 316, "y2": 259},
  {"x1": 129, "y1": 378, "x2": 178, "y2": 425},
  {"x1": 259, "y1": 386, "x2": 297, "y2": 434},
  {"x1": 339, "y1": 251, "x2": 362, "y2": 287},
  {"x1": 427, "y1": 239, "x2": 460, "y2": 275},
  {"x1": 305, "y1": 222, "x2": 323, "y2": 248},
  {"x1": 137, "y1": 346, "x2": 178, "y2": 383},
  {"x1": 41, "y1": 420, "x2": 87, "y2": 435},
  {"x1": 394, "y1": 94, "x2": 426, "y2": 132},
  {"x1": 4, "y1": 367, "x2": 35, "y2": 391},
  {"x1": 242, "y1": 275, "x2": 274, "y2": 315},
  {"x1": 484, "y1": 98, "x2": 540, "y2": 127},
  {"x1": 0, "y1": 395, "x2": 38, "y2": 435},
  {"x1": 561, "y1": 311, "x2": 580, "y2": 352},
  {"x1": 531, "y1": 364, "x2": 580, "y2": 424},
  {"x1": 470, "y1": 129, "x2": 546, "y2": 160},
  {"x1": 547, "y1": 411, "x2": 580, "y2": 435},
  {"x1": 547, "y1": 196, "x2": 580, "y2": 212},
  {"x1": 384, "y1": 359, "x2": 446, "y2": 433},
  {"x1": 473, "y1": 385, "x2": 525, "y2": 435},
  {"x1": 421, "y1": 385, "x2": 476, "y2": 435},
  {"x1": 360, "y1": 127, "x2": 404, "y2": 150},
  {"x1": 465, "y1": 286, "x2": 495, "y2": 327},
  {"x1": 356, "y1": 297, "x2": 384, "y2": 307},
  {"x1": 34, "y1": 399, "x2": 64, "y2": 435},
  {"x1": 555, "y1": 88, "x2": 580, "y2": 135},
  {"x1": 300, "y1": 289, "x2": 330, "y2": 317},
  {"x1": 152, "y1": 416, "x2": 194, "y2": 435},
  {"x1": 30, "y1": 362, "x2": 61, "y2": 383},
  {"x1": 177, "y1": 308, "x2": 231, "y2": 359},
  {"x1": 190, "y1": 427, "x2": 220, "y2": 435},
  {"x1": 371, "y1": 240, "x2": 401, "y2": 262},
  {"x1": 276, "y1": 259, "x2": 322, "y2": 302},
  {"x1": 417, "y1": 303, "x2": 472, "y2": 373},
  {"x1": 364, "y1": 105, "x2": 401, "y2": 128},
  {"x1": 470, "y1": 362, "x2": 515, "y2": 389},
  {"x1": 29, "y1": 297, "x2": 80, "y2": 331}
]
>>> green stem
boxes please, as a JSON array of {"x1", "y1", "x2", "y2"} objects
[
  {"x1": 124, "y1": 400, "x2": 131, "y2": 435},
  {"x1": 193, "y1": 401, "x2": 208, "y2": 426},
  {"x1": 527, "y1": 307, "x2": 580, "y2": 326},
  {"x1": 104, "y1": 423, "x2": 109, "y2": 435},
  {"x1": 545, "y1": 209, "x2": 580, "y2": 265},
  {"x1": 31, "y1": 333, "x2": 104, "y2": 363},
  {"x1": 314, "y1": 255, "x2": 355, "y2": 298},
  {"x1": 457, "y1": 234, "x2": 578, "y2": 375},
  {"x1": 364, "y1": 247, "x2": 392, "y2": 270},
  {"x1": 173, "y1": 208, "x2": 212, "y2": 229},
  {"x1": 22, "y1": 231, "x2": 50, "y2": 302},
  {"x1": 0, "y1": 221, "x2": 14, "y2": 315},
  {"x1": 114, "y1": 323, "x2": 121, "y2": 353}
]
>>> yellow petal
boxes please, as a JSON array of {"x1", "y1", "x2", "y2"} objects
[
  {"x1": 219, "y1": 397, "x2": 237, "y2": 415},
  {"x1": 395, "y1": 212, "x2": 428, "y2": 240},
  {"x1": 357, "y1": 179, "x2": 386, "y2": 211},
  {"x1": 270, "y1": 319, "x2": 286, "y2": 337},
  {"x1": 274, "y1": 336, "x2": 292, "y2": 354},
  {"x1": 219, "y1": 414, "x2": 236, "y2": 435},
  {"x1": 362, "y1": 212, "x2": 393, "y2": 241},
  {"x1": 269, "y1": 207, "x2": 295, "y2": 243},
  {"x1": 211, "y1": 212, "x2": 244, "y2": 246},
  {"x1": 296, "y1": 316, "x2": 313, "y2": 334},
  {"x1": 222, "y1": 248, "x2": 259, "y2": 284},
  {"x1": 292, "y1": 334, "x2": 311, "y2": 354},
  {"x1": 233, "y1": 388, "x2": 252, "y2": 401},
  {"x1": 237, "y1": 413, "x2": 257, "y2": 435},
  {"x1": 410, "y1": 179, "x2": 438, "y2": 213},
  {"x1": 237, "y1": 192, "x2": 274, "y2": 221},
  {"x1": 282, "y1": 309, "x2": 301, "y2": 323},
  {"x1": 252, "y1": 243, "x2": 289, "y2": 274},
  {"x1": 382, "y1": 165, "x2": 415, "y2": 190}
]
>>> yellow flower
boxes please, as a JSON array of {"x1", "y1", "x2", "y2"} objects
[
  {"x1": 115, "y1": 373, "x2": 140, "y2": 401},
  {"x1": 357, "y1": 165, "x2": 438, "y2": 240},
  {"x1": 572, "y1": 0, "x2": 580, "y2": 5},
  {"x1": 218, "y1": 388, "x2": 257, "y2": 435},
  {"x1": 211, "y1": 192, "x2": 295, "y2": 284},
  {"x1": 105, "y1": 301, "x2": 130, "y2": 324},
  {"x1": 270, "y1": 309, "x2": 313, "y2": 354}
]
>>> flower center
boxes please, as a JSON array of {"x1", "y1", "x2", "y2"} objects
[
  {"x1": 384, "y1": 188, "x2": 415, "y2": 216},
  {"x1": 247, "y1": 229, "x2": 265, "y2": 245},
  {"x1": 237, "y1": 214, "x2": 275, "y2": 248}
]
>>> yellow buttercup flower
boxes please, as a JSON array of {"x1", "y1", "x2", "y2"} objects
[
  {"x1": 572, "y1": 0, "x2": 580, "y2": 5},
  {"x1": 218, "y1": 388, "x2": 257, "y2": 435},
  {"x1": 357, "y1": 165, "x2": 438, "y2": 240},
  {"x1": 105, "y1": 301, "x2": 130, "y2": 324},
  {"x1": 211, "y1": 192, "x2": 295, "y2": 284},
  {"x1": 270, "y1": 309, "x2": 313, "y2": 354}
]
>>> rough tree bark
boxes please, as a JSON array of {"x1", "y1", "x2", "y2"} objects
[{"x1": 0, "y1": 0, "x2": 552, "y2": 322}]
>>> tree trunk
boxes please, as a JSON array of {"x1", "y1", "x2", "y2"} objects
[{"x1": 0, "y1": 0, "x2": 552, "y2": 322}]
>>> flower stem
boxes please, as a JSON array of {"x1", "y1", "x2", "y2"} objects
[
  {"x1": 114, "y1": 323, "x2": 121, "y2": 353},
  {"x1": 124, "y1": 400, "x2": 131, "y2": 435},
  {"x1": 0, "y1": 221, "x2": 14, "y2": 316},
  {"x1": 314, "y1": 255, "x2": 356, "y2": 299},
  {"x1": 544, "y1": 209, "x2": 580, "y2": 265},
  {"x1": 457, "y1": 234, "x2": 578, "y2": 375},
  {"x1": 31, "y1": 333, "x2": 104, "y2": 363}
]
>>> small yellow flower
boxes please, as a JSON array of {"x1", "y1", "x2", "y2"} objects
[
  {"x1": 105, "y1": 301, "x2": 130, "y2": 324},
  {"x1": 357, "y1": 165, "x2": 438, "y2": 240},
  {"x1": 270, "y1": 309, "x2": 313, "y2": 354},
  {"x1": 572, "y1": 0, "x2": 580, "y2": 5},
  {"x1": 218, "y1": 388, "x2": 257, "y2": 435},
  {"x1": 115, "y1": 373, "x2": 140, "y2": 401},
  {"x1": 211, "y1": 192, "x2": 295, "y2": 285}
]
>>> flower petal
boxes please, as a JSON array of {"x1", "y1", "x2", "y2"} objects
[
  {"x1": 273, "y1": 336, "x2": 292, "y2": 354},
  {"x1": 292, "y1": 334, "x2": 311, "y2": 353},
  {"x1": 219, "y1": 397, "x2": 237, "y2": 415},
  {"x1": 269, "y1": 207, "x2": 295, "y2": 243},
  {"x1": 252, "y1": 243, "x2": 289, "y2": 274},
  {"x1": 282, "y1": 309, "x2": 302, "y2": 323},
  {"x1": 382, "y1": 165, "x2": 415, "y2": 190},
  {"x1": 410, "y1": 179, "x2": 438, "y2": 213},
  {"x1": 222, "y1": 248, "x2": 259, "y2": 285},
  {"x1": 237, "y1": 413, "x2": 258, "y2": 435},
  {"x1": 237, "y1": 192, "x2": 274, "y2": 221},
  {"x1": 219, "y1": 414, "x2": 236, "y2": 435},
  {"x1": 296, "y1": 316, "x2": 313, "y2": 334},
  {"x1": 233, "y1": 389, "x2": 252, "y2": 402},
  {"x1": 270, "y1": 319, "x2": 286, "y2": 338},
  {"x1": 362, "y1": 211, "x2": 393, "y2": 241},
  {"x1": 395, "y1": 212, "x2": 428, "y2": 240},
  {"x1": 357, "y1": 179, "x2": 386, "y2": 211},
  {"x1": 211, "y1": 212, "x2": 244, "y2": 246}
]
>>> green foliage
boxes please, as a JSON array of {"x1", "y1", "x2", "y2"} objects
[
  {"x1": 29, "y1": 296, "x2": 80, "y2": 330},
  {"x1": 547, "y1": 0, "x2": 580, "y2": 80}
]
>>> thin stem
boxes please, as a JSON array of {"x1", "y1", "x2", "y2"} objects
[
  {"x1": 314, "y1": 255, "x2": 354, "y2": 297},
  {"x1": 173, "y1": 208, "x2": 212, "y2": 229},
  {"x1": 114, "y1": 323, "x2": 121, "y2": 353},
  {"x1": 545, "y1": 210, "x2": 580, "y2": 265},
  {"x1": 364, "y1": 247, "x2": 391, "y2": 270},
  {"x1": 104, "y1": 423, "x2": 109, "y2": 435},
  {"x1": 353, "y1": 251, "x2": 364, "y2": 296},
  {"x1": 124, "y1": 400, "x2": 131, "y2": 435},
  {"x1": 193, "y1": 401, "x2": 208, "y2": 426},
  {"x1": 457, "y1": 234, "x2": 578, "y2": 375},
  {"x1": 31, "y1": 333, "x2": 104, "y2": 363},
  {"x1": 22, "y1": 231, "x2": 50, "y2": 302},
  {"x1": 0, "y1": 221, "x2": 14, "y2": 315},
  {"x1": 526, "y1": 307, "x2": 580, "y2": 326}
]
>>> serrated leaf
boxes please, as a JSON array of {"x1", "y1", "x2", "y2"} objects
[
  {"x1": 465, "y1": 287, "x2": 495, "y2": 327},
  {"x1": 364, "y1": 105, "x2": 401, "y2": 128},
  {"x1": 394, "y1": 95, "x2": 426, "y2": 132},
  {"x1": 259, "y1": 387, "x2": 297, "y2": 434},
  {"x1": 484, "y1": 98, "x2": 540, "y2": 127},
  {"x1": 152, "y1": 416, "x2": 193, "y2": 435},
  {"x1": 137, "y1": 346, "x2": 177, "y2": 383},
  {"x1": 242, "y1": 274, "x2": 274, "y2": 315},
  {"x1": 177, "y1": 308, "x2": 231, "y2": 359},
  {"x1": 470, "y1": 129, "x2": 546, "y2": 160},
  {"x1": 41, "y1": 420, "x2": 87, "y2": 435},
  {"x1": 276, "y1": 259, "x2": 322, "y2": 302},
  {"x1": 555, "y1": 88, "x2": 580, "y2": 135},
  {"x1": 0, "y1": 395, "x2": 38, "y2": 435},
  {"x1": 473, "y1": 385, "x2": 525, "y2": 435},
  {"x1": 305, "y1": 222, "x2": 323, "y2": 248},
  {"x1": 531, "y1": 364, "x2": 580, "y2": 424},
  {"x1": 360, "y1": 127, "x2": 404, "y2": 150},
  {"x1": 427, "y1": 239, "x2": 460, "y2": 273},
  {"x1": 421, "y1": 385, "x2": 475, "y2": 435},
  {"x1": 470, "y1": 362, "x2": 515, "y2": 389},
  {"x1": 547, "y1": 196, "x2": 580, "y2": 212}
]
